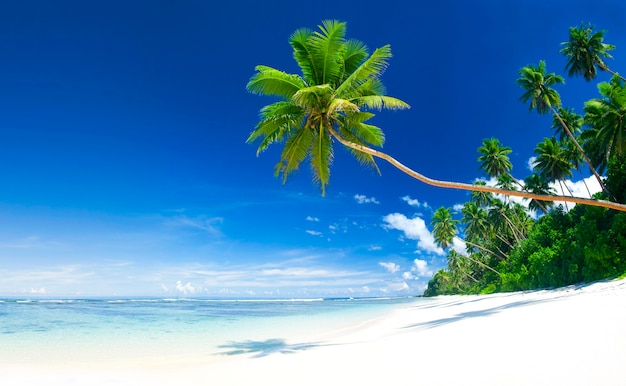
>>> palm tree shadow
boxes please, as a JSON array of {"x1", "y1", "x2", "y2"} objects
[{"x1": 217, "y1": 338, "x2": 327, "y2": 358}]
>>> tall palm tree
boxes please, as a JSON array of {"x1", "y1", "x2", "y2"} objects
[
  {"x1": 477, "y1": 138, "x2": 513, "y2": 179},
  {"x1": 431, "y1": 207, "x2": 500, "y2": 275},
  {"x1": 534, "y1": 137, "x2": 575, "y2": 208},
  {"x1": 248, "y1": 21, "x2": 626, "y2": 212},
  {"x1": 552, "y1": 107, "x2": 592, "y2": 197},
  {"x1": 560, "y1": 23, "x2": 624, "y2": 82},
  {"x1": 523, "y1": 173, "x2": 556, "y2": 214},
  {"x1": 583, "y1": 75, "x2": 626, "y2": 171},
  {"x1": 517, "y1": 60, "x2": 610, "y2": 197}
]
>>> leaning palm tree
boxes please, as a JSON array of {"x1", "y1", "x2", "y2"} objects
[
  {"x1": 248, "y1": 21, "x2": 626, "y2": 212},
  {"x1": 560, "y1": 23, "x2": 624, "y2": 82},
  {"x1": 517, "y1": 60, "x2": 611, "y2": 197}
]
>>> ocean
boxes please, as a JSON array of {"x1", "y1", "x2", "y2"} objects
[{"x1": 0, "y1": 297, "x2": 418, "y2": 365}]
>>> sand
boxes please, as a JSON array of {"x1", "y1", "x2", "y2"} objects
[{"x1": 2, "y1": 278, "x2": 625, "y2": 385}]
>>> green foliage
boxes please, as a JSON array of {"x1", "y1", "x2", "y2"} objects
[{"x1": 423, "y1": 23, "x2": 626, "y2": 297}]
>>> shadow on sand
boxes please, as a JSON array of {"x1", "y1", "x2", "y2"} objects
[
  {"x1": 401, "y1": 296, "x2": 563, "y2": 331},
  {"x1": 217, "y1": 338, "x2": 328, "y2": 358}
]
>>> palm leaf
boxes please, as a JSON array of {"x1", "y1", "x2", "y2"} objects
[
  {"x1": 274, "y1": 127, "x2": 314, "y2": 182},
  {"x1": 308, "y1": 20, "x2": 346, "y2": 85},
  {"x1": 290, "y1": 28, "x2": 317, "y2": 84},
  {"x1": 336, "y1": 45, "x2": 392, "y2": 97},
  {"x1": 342, "y1": 39, "x2": 369, "y2": 81},
  {"x1": 309, "y1": 126, "x2": 333, "y2": 195},
  {"x1": 247, "y1": 66, "x2": 306, "y2": 98},
  {"x1": 352, "y1": 95, "x2": 410, "y2": 111}
]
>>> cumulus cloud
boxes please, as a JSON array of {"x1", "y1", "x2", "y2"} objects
[
  {"x1": 379, "y1": 261, "x2": 401, "y2": 274},
  {"x1": 401, "y1": 195, "x2": 428, "y2": 208},
  {"x1": 354, "y1": 194, "x2": 380, "y2": 204},
  {"x1": 412, "y1": 259, "x2": 432, "y2": 277},
  {"x1": 175, "y1": 280, "x2": 200, "y2": 296},
  {"x1": 306, "y1": 216, "x2": 319, "y2": 222},
  {"x1": 382, "y1": 213, "x2": 444, "y2": 256},
  {"x1": 305, "y1": 230, "x2": 323, "y2": 236}
]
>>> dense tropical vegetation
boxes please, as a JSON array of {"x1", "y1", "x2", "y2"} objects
[
  {"x1": 425, "y1": 23, "x2": 626, "y2": 296},
  {"x1": 246, "y1": 21, "x2": 626, "y2": 296}
]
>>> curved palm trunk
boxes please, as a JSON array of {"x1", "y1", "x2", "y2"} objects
[
  {"x1": 327, "y1": 127, "x2": 626, "y2": 212},
  {"x1": 551, "y1": 107, "x2": 613, "y2": 200},
  {"x1": 600, "y1": 65, "x2": 626, "y2": 82}
]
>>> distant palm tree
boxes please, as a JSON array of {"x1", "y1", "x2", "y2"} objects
[
  {"x1": 552, "y1": 107, "x2": 592, "y2": 197},
  {"x1": 583, "y1": 75, "x2": 626, "y2": 172},
  {"x1": 248, "y1": 21, "x2": 626, "y2": 212},
  {"x1": 523, "y1": 173, "x2": 556, "y2": 214},
  {"x1": 560, "y1": 23, "x2": 624, "y2": 82},
  {"x1": 534, "y1": 137, "x2": 575, "y2": 209},
  {"x1": 517, "y1": 60, "x2": 610, "y2": 197},
  {"x1": 477, "y1": 138, "x2": 513, "y2": 178},
  {"x1": 431, "y1": 207, "x2": 500, "y2": 275}
]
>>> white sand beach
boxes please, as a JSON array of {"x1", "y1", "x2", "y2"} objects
[{"x1": 3, "y1": 278, "x2": 625, "y2": 386}]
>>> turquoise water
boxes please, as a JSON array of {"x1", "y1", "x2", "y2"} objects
[{"x1": 0, "y1": 297, "x2": 417, "y2": 364}]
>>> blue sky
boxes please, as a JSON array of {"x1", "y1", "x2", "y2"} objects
[{"x1": 1, "y1": 0, "x2": 625, "y2": 298}]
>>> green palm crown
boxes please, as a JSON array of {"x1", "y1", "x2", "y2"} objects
[{"x1": 246, "y1": 20, "x2": 410, "y2": 195}]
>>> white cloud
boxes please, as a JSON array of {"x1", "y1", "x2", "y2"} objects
[
  {"x1": 382, "y1": 213, "x2": 444, "y2": 256},
  {"x1": 401, "y1": 195, "x2": 428, "y2": 208},
  {"x1": 402, "y1": 271, "x2": 414, "y2": 280},
  {"x1": 354, "y1": 194, "x2": 380, "y2": 204},
  {"x1": 175, "y1": 280, "x2": 200, "y2": 296},
  {"x1": 368, "y1": 245, "x2": 382, "y2": 251},
  {"x1": 29, "y1": 287, "x2": 47, "y2": 294},
  {"x1": 412, "y1": 259, "x2": 433, "y2": 277},
  {"x1": 305, "y1": 230, "x2": 322, "y2": 236},
  {"x1": 451, "y1": 238, "x2": 466, "y2": 256},
  {"x1": 306, "y1": 216, "x2": 319, "y2": 222},
  {"x1": 379, "y1": 261, "x2": 401, "y2": 274},
  {"x1": 528, "y1": 156, "x2": 538, "y2": 171}
]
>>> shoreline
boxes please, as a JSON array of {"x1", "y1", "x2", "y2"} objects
[{"x1": 3, "y1": 279, "x2": 625, "y2": 385}]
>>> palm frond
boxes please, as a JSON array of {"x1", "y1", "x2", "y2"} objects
[
  {"x1": 352, "y1": 95, "x2": 410, "y2": 111},
  {"x1": 308, "y1": 20, "x2": 346, "y2": 86},
  {"x1": 247, "y1": 102, "x2": 303, "y2": 153},
  {"x1": 289, "y1": 28, "x2": 317, "y2": 83},
  {"x1": 274, "y1": 127, "x2": 314, "y2": 183},
  {"x1": 247, "y1": 66, "x2": 306, "y2": 98},
  {"x1": 342, "y1": 39, "x2": 369, "y2": 80},
  {"x1": 336, "y1": 45, "x2": 392, "y2": 97},
  {"x1": 309, "y1": 126, "x2": 333, "y2": 195},
  {"x1": 327, "y1": 98, "x2": 360, "y2": 115},
  {"x1": 336, "y1": 124, "x2": 381, "y2": 173}
]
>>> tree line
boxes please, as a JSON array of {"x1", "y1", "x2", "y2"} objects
[{"x1": 245, "y1": 21, "x2": 626, "y2": 295}]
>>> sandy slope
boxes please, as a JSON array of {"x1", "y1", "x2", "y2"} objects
[{"x1": 3, "y1": 279, "x2": 625, "y2": 386}]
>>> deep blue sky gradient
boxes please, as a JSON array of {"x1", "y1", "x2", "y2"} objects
[{"x1": 1, "y1": 0, "x2": 625, "y2": 297}]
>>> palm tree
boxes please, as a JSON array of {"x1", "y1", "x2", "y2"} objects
[
  {"x1": 552, "y1": 107, "x2": 592, "y2": 197},
  {"x1": 517, "y1": 60, "x2": 610, "y2": 197},
  {"x1": 246, "y1": 20, "x2": 409, "y2": 195},
  {"x1": 248, "y1": 21, "x2": 626, "y2": 213},
  {"x1": 583, "y1": 75, "x2": 626, "y2": 172},
  {"x1": 560, "y1": 23, "x2": 624, "y2": 82},
  {"x1": 534, "y1": 137, "x2": 575, "y2": 208},
  {"x1": 523, "y1": 173, "x2": 556, "y2": 214},
  {"x1": 431, "y1": 207, "x2": 500, "y2": 275},
  {"x1": 477, "y1": 138, "x2": 513, "y2": 178}
]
